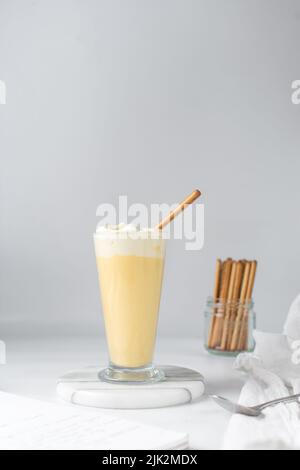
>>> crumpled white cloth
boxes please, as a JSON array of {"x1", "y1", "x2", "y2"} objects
[{"x1": 223, "y1": 293, "x2": 300, "y2": 450}]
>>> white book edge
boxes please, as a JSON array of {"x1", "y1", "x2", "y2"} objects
[{"x1": 0, "y1": 392, "x2": 188, "y2": 450}]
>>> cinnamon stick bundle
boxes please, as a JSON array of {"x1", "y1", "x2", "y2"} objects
[{"x1": 207, "y1": 258, "x2": 257, "y2": 353}]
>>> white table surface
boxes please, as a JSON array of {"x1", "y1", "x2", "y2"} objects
[{"x1": 0, "y1": 336, "x2": 244, "y2": 450}]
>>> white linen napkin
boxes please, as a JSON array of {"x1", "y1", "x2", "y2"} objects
[{"x1": 222, "y1": 294, "x2": 300, "y2": 450}]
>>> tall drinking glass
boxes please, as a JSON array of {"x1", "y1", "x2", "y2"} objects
[{"x1": 94, "y1": 225, "x2": 166, "y2": 383}]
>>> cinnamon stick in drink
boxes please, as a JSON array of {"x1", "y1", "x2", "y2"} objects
[{"x1": 155, "y1": 189, "x2": 201, "y2": 231}]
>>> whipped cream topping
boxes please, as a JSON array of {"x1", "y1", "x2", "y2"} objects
[{"x1": 94, "y1": 224, "x2": 165, "y2": 258}]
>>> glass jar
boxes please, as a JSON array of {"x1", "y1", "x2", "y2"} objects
[{"x1": 204, "y1": 297, "x2": 256, "y2": 356}]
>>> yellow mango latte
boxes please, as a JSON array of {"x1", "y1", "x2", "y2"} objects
[{"x1": 94, "y1": 224, "x2": 165, "y2": 368}]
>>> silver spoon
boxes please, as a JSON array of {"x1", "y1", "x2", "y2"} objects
[{"x1": 211, "y1": 393, "x2": 300, "y2": 417}]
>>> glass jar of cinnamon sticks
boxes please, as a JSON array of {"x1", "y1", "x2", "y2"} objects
[{"x1": 205, "y1": 259, "x2": 257, "y2": 355}]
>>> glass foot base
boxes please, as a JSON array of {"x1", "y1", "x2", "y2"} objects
[
  {"x1": 98, "y1": 365, "x2": 165, "y2": 384},
  {"x1": 205, "y1": 345, "x2": 255, "y2": 357}
]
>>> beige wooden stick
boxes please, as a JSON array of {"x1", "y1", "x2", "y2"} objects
[
  {"x1": 220, "y1": 261, "x2": 237, "y2": 350},
  {"x1": 230, "y1": 261, "x2": 251, "y2": 351},
  {"x1": 155, "y1": 189, "x2": 201, "y2": 231},
  {"x1": 213, "y1": 259, "x2": 222, "y2": 301},
  {"x1": 207, "y1": 259, "x2": 222, "y2": 348},
  {"x1": 219, "y1": 259, "x2": 232, "y2": 300},
  {"x1": 232, "y1": 262, "x2": 245, "y2": 301},
  {"x1": 225, "y1": 261, "x2": 244, "y2": 349},
  {"x1": 211, "y1": 259, "x2": 232, "y2": 348},
  {"x1": 238, "y1": 261, "x2": 257, "y2": 350}
]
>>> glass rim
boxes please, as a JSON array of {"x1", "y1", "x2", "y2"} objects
[{"x1": 206, "y1": 296, "x2": 254, "y2": 309}]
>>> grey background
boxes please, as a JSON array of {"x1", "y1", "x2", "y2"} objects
[{"x1": 0, "y1": 0, "x2": 300, "y2": 339}]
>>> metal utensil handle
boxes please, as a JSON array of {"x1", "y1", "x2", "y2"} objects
[{"x1": 257, "y1": 393, "x2": 300, "y2": 411}]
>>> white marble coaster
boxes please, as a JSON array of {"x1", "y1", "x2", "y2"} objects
[{"x1": 57, "y1": 365, "x2": 205, "y2": 409}]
